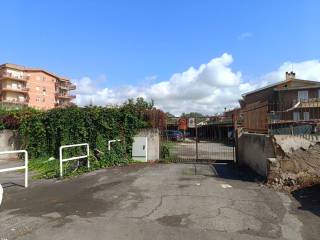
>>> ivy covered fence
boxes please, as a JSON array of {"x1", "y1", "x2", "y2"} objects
[{"x1": 0, "y1": 98, "x2": 158, "y2": 178}]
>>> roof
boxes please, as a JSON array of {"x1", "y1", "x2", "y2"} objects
[
  {"x1": 242, "y1": 78, "x2": 320, "y2": 97},
  {"x1": 0, "y1": 63, "x2": 69, "y2": 81}
]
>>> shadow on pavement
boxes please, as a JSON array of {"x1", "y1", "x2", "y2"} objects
[
  {"x1": 292, "y1": 184, "x2": 320, "y2": 217},
  {"x1": 1, "y1": 182, "x2": 25, "y2": 189},
  {"x1": 210, "y1": 162, "x2": 265, "y2": 182}
]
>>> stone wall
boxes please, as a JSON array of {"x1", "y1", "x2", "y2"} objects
[{"x1": 0, "y1": 130, "x2": 21, "y2": 161}]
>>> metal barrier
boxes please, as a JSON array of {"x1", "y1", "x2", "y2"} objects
[
  {"x1": 59, "y1": 143, "x2": 90, "y2": 177},
  {"x1": 0, "y1": 150, "x2": 28, "y2": 188},
  {"x1": 108, "y1": 139, "x2": 121, "y2": 151},
  {"x1": 0, "y1": 183, "x2": 3, "y2": 206}
]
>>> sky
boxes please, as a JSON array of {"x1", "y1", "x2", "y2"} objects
[{"x1": 1, "y1": 0, "x2": 320, "y2": 115}]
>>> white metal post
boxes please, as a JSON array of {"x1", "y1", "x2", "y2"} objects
[
  {"x1": 0, "y1": 184, "x2": 3, "y2": 206},
  {"x1": 59, "y1": 146, "x2": 63, "y2": 177},
  {"x1": 0, "y1": 150, "x2": 29, "y2": 188},
  {"x1": 145, "y1": 138, "x2": 148, "y2": 162},
  {"x1": 59, "y1": 143, "x2": 90, "y2": 177},
  {"x1": 24, "y1": 151, "x2": 28, "y2": 188},
  {"x1": 108, "y1": 139, "x2": 121, "y2": 151},
  {"x1": 86, "y1": 144, "x2": 90, "y2": 168}
]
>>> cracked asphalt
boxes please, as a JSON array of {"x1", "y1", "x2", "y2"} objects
[{"x1": 0, "y1": 163, "x2": 319, "y2": 240}]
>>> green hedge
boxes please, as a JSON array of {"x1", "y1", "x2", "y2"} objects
[
  {"x1": 19, "y1": 106, "x2": 147, "y2": 159},
  {"x1": 0, "y1": 107, "x2": 39, "y2": 130}
]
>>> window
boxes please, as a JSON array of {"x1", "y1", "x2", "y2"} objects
[
  {"x1": 42, "y1": 97, "x2": 46, "y2": 102},
  {"x1": 298, "y1": 90, "x2": 308, "y2": 102},
  {"x1": 303, "y1": 112, "x2": 310, "y2": 121},
  {"x1": 36, "y1": 97, "x2": 40, "y2": 102},
  {"x1": 293, "y1": 112, "x2": 300, "y2": 121},
  {"x1": 41, "y1": 76, "x2": 46, "y2": 81},
  {"x1": 36, "y1": 86, "x2": 40, "y2": 91}
]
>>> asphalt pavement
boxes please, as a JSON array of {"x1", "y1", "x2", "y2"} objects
[{"x1": 0, "y1": 163, "x2": 319, "y2": 240}]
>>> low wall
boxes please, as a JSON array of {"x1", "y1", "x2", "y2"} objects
[
  {"x1": 237, "y1": 132, "x2": 275, "y2": 177},
  {"x1": 0, "y1": 130, "x2": 21, "y2": 161},
  {"x1": 135, "y1": 128, "x2": 160, "y2": 161},
  {"x1": 238, "y1": 132, "x2": 320, "y2": 189}
]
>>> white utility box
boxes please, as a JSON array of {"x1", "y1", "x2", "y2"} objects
[{"x1": 132, "y1": 137, "x2": 148, "y2": 162}]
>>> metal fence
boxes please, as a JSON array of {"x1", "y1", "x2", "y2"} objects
[
  {"x1": 160, "y1": 117, "x2": 235, "y2": 163},
  {"x1": 0, "y1": 150, "x2": 28, "y2": 188},
  {"x1": 268, "y1": 101, "x2": 320, "y2": 138},
  {"x1": 242, "y1": 100, "x2": 320, "y2": 138}
]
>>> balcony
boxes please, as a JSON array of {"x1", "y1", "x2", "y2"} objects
[
  {"x1": 1, "y1": 86, "x2": 29, "y2": 94},
  {"x1": 292, "y1": 98, "x2": 320, "y2": 108},
  {"x1": 1, "y1": 98, "x2": 28, "y2": 105},
  {"x1": 57, "y1": 83, "x2": 76, "y2": 91},
  {"x1": 0, "y1": 72, "x2": 28, "y2": 82},
  {"x1": 69, "y1": 84, "x2": 76, "y2": 90},
  {"x1": 56, "y1": 93, "x2": 76, "y2": 99}
]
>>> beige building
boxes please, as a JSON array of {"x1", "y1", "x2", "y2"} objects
[{"x1": 0, "y1": 63, "x2": 76, "y2": 110}]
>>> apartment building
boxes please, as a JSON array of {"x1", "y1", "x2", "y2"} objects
[
  {"x1": 240, "y1": 72, "x2": 320, "y2": 133},
  {"x1": 0, "y1": 63, "x2": 76, "y2": 110}
]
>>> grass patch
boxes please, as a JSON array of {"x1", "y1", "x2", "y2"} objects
[
  {"x1": 160, "y1": 141, "x2": 177, "y2": 163},
  {"x1": 29, "y1": 157, "x2": 60, "y2": 179},
  {"x1": 28, "y1": 147, "x2": 134, "y2": 179}
]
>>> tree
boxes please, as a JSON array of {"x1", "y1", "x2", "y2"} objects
[
  {"x1": 165, "y1": 112, "x2": 176, "y2": 118},
  {"x1": 181, "y1": 112, "x2": 206, "y2": 118},
  {"x1": 122, "y1": 97, "x2": 154, "y2": 116}
]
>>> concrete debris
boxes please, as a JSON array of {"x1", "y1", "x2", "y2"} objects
[
  {"x1": 268, "y1": 135, "x2": 320, "y2": 192},
  {"x1": 273, "y1": 135, "x2": 316, "y2": 156}
]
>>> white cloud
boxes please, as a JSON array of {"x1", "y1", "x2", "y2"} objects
[
  {"x1": 73, "y1": 55, "x2": 320, "y2": 116},
  {"x1": 238, "y1": 32, "x2": 253, "y2": 40},
  {"x1": 74, "y1": 53, "x2": 245, "y2": 115},
  {"x1": 259, "y1": 59, "x2": 320, "y2": 85}
]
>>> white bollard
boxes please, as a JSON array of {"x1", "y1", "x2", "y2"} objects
[
  {"x1": 108, "y1": 139, "x2": 121, "y2": 151},
  {"x1": 0, "y1": 184, "x2": 3, "y2": 206},
  {"x1": 59, "y1": 143, "x2": 90, "y2": 177}
]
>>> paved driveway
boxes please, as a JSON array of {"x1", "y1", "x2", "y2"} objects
[
  {"x1": 170, "y1": 141, "x2": 234, "y2": 161},
  {"x1": 0, "y1": 163, "x2": 319, "y2": 240}
]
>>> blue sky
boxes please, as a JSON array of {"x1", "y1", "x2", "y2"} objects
[{"x1": 1, "y1": 1, "x2": 320, "y2": 114}]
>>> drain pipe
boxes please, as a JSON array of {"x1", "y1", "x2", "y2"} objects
[{"x1": 108, "y1": 139, "x2": 121, "y2": 151}]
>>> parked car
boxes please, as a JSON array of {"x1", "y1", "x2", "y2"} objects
[
  {"x1": 183, "y1": 131, "x2": 191, "y2": 138},
  {"x1": 164, "y1": 130, "x2": 183, "y2": 141}
]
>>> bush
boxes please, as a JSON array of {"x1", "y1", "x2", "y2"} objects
[
  {"x1": 0, "y1": 107, "x2": 39, "y2": 130},
  {"x1": 19, "y1": 106, "x2": 147, "y2": 159},
  {"x1": 160, "y1": 142, "x2": 170, "y2": 159},
  {"x1": 2, "y1": 98, "x2": 155, "y2": 178}
]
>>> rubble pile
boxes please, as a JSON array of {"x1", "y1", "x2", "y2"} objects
[{"x1": 268, "y1": 135, "x2": 320, "y2": 191}]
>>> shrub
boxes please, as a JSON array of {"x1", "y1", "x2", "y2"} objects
[{"x1": 19, "y1": 106, "x2": 147, "y2": 159}]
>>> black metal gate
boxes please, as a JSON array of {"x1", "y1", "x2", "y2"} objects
[{"x1": 160, "y1": 117, "x2": 235, "y2": 163}]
